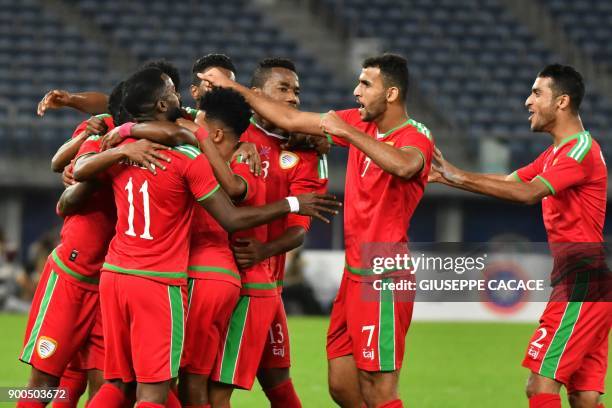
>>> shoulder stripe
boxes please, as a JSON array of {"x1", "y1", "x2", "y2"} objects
[
  {"x1": 567, "y1": 133, "x2": 592, "y2": 163},
  {"x1": 178, "y1": 144, "x2": 201, "y2": 155},
  {"x1": 318, "y1": 154, "x2": 328, "y2": 179},
  {"x1": 407, "y1": 119, "x2": 432, "y2": 140},
  {"x1": 173, "y1": 145, "x2": 201, "y2": 159}
]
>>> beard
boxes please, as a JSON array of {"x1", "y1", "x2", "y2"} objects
[{"x1": 167, "y1": 106, "x2": 183, "y2": 122}]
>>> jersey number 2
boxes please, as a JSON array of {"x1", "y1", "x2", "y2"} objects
[{"x1": 125, "y1": 177, "x2": 153, "y2": 240}]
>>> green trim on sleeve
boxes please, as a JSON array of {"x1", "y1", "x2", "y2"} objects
[
  {"x1": 197, "y1": 184, "x2": 221, "y2": 202},
  {"x1": 536, "y1": 175, "x2": 555, "y2": 195},
  {"x1": 511, "y1": 171, "x2": 523, "y2": 183},
  {"x1": 51, "y1": 249, "x2": 99, "y2": 284}
]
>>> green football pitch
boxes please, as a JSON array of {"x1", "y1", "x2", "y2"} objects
[{"x1": 0, "y1": 314, "x2": 608, "y2": 407}]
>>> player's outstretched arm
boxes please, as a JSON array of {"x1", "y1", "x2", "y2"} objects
[
  {"x1": 199, "y1": 69, "x2": 324, "y2": 137},
  {"x1": 51, "y1": 116, "x2": 109, "y2": 172},
  {"x1": 199, "y1": 190, "x2": 341, "y2": 233},
  {"x1": 233, "y1": 226, "x2": 305, "y2": 269},
  {"x1": 431, "y1": 147, "x2": 550, "y2": 204},
  {"x1": 321, "y1": 111, "x2": 423, "y2": 180},
  {"x1": 56, "y1": 181, "x2": 98, "y2": 216},
  {"x1": 102, "y1": 121, "x2": 199, "y2": 150},
  {"x1": 37, "y1": 90, "x2": 109, "y2": 116},
  {"x1": 73, "y1": 139, "x2": 171, "y2": 181}
]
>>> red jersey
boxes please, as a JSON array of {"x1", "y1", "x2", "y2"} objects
[
  {"x1": 230, "y1": 158, "x2": 276, "y2": 296},
  {"x1": 514, "y1": 131, "x2": 607, "y2": 243},
  {"x1": 70, "y1": 113, "x2": 115, "y2": 139},
  {"x1": 328, "y1": 109, "x2": 434, "y2": 281},
  {"x1": 103, "y1": 141, "x2": 219, "y2": 286},
  {"x1": 241, "y1": 119, "x2": 328, "y2": 289},
  {"x1": 54, "y1": 135, "x2": 116, "y2": 290}
]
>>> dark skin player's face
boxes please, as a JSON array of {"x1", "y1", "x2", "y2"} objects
[
  {"x1": 160, "y1": 73, "x2": 182, "y2": 121},
  {"x1": 353, "y1": 67, "x2": 388, "y2": 122},
  {"x1": 191, "y1": 67, "x2": 235, "y2": 102},
  {"x1": 259, "y1": 68, "x2": 300, "y2": 108}
]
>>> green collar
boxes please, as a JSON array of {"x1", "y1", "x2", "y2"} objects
[
  {"x1": 377, "y1": 118, "x2": 411, "y2": 139},
  {"x1": 556, "y1": 130, "x2": 590, "y2": 149}
]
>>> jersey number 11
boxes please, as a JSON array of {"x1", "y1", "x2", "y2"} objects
[{"x1": 124, "y1": 177, "x2": 153, "y2": 240}]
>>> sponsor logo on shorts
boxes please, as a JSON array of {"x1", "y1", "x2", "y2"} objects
[
  {"x1": 279, "y1": 151, "x2": 299, "y2": 169},
  {"x1": 272, "y1": 346, "x2": 285, "y2": 358},
  {"x1": 362, "y1": 348, "x2": 375, "y2": 361},
  {"x1": 36, "y1": 336, "x2": 57, "y2": 359}
]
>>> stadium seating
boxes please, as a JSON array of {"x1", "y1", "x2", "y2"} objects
[
  {"x1": 321, "y1": 0, "x2": 612, "y2": 164},
  {"x1": 540, "y1": 0, "x2": 612, "y2": 72},
  {"x1": 0, "y1": 0, "x2": 351, "y2": 157}
]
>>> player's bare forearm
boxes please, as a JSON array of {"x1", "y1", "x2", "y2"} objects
[
  {"x1": 130, "y1": 122, "x2": 199, "y2": 147},
  {"x1": 199, "y1": 188, "x2": 292, "y2": 233},
  {"x1": 445, "y1": 171, "x2": 549, "y2": 204},
  {"x1": 226, "y1": 82, "x2": 323, "y2": 136},
  {"x1": 57, "y1": 181, "x2": 97, "y2": 216},
  {"x1": 67, "y1": 92, "x2": 109, "y2": 115},
  {"x1": 262, "y1": 226, "x2": 306, "y2": 258},
  {"x1": 200, "y1": 138, "x2": 247, "y2": 200},
  {"x1": 51, "y1": 131, "x2": 88, "y2": 172},
  {"x1": 342, "y1": 126, "x2": 423, "y2": 179},
  {"x1": 73, "y1": 149, "x2": 122, "y2": 181}
]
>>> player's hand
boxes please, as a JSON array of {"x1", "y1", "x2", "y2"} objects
[
  {"x1": 281, "y1": 133, "x2": 331, "y2": 155},
  {"x1": 197, "y1": 68, "x2": 234, "y2": 90},
  {"x1": 320, "y1": 110, "x2": 350, "y2": 139},
  {"x1": 176, "y1": 117, "x2": 199, "y2": 133},
  {"x1": 231, "y1": 237, "x2": 269, "y2": 269},
  {"x1": 118, "y1": 139, "x2": 171, "y2": 175},
  {"x1": 62, "y1": 165, "x2": 76, "y2": 187},
  {"x1": 432, "y1": 147, "x2": 464, "y2": 184},
  {"x1": 294, "y1": 193, "x2": 342, "y2": 224},
  {"x1": 37, "y1": 90, "x2": 72, "y2": 116},
  {"x1": 194, "y1": 110, "x2": 206, "y2": 127},
  {"x1": 85, "y1": 116, "x2": 107, "y2": 136},
  {"x1": 232, "y1": 142, "x2": 262, "y2": 176},
  {"x1": 100, "y1": 127, "x2": 123, "y2": 151}
]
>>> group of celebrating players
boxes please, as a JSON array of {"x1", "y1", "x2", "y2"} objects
[{"x1": 15, "y1": 49, "x2": 611, "y2": 408}]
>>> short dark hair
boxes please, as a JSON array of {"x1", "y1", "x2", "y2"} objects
[
  {"x1": 362, "y1": 53, "x2": 409, "y2": 101},
  {"x1": 122, "y1": 67, "x2": 166, "y2": 118},
  {"x1": 538, "y1": 64, "x2": 584, "y2": 113},
  {"x1": 192, "y1": 54, "x2": 236, "y2": 86},
  {"x1": 250, "y1": 57, "x2": 297, "y2": 88},
  {"x1": 141, "y1": 59, "x2": 181, "y2": 90},
  {"x1": 198, "y1": 88, "x2": 251, "y2": 137},
  {"x1": 108, "y1": 80, "x2": 132, "y2": 125}
]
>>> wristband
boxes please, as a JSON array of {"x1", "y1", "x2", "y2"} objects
[
  {"x1": 286, "y1": 196, "x2": 300, "y2": 213},
  {"x1": 118, "y1": 122, "x2": 135, "y2": 139}
]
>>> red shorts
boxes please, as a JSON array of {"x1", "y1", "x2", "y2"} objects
[
  {"x1": 327, "y1": 274, "x2": 414, "y2": 372},
  {"x1": 78, "y1": 302, "x2": 104, "y2": 371},
  {"x1": 180, "y1": 278, "x2": 240, "y2": 375},
  {"x1": 20, "y1": 257, "x2": 99, "y2": 377},
  {"x1": 259, "y1": 299, "x2": 291, "y2": 369},
  {"x1": 100, "y1": 272, "x2": 187, "y2": 383},
  {"x1": 522, "y1": 300, "x2": 612, "y2": 393},
  {"x1": 212, "y1": 295, "x2": 280, "y2": 389}
]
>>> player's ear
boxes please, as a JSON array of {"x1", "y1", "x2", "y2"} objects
[
  {"x1": 157, "y1": 99, "x2": 168, "y2": 113},
  {"x1": 557, "y1": 94, "x2": 571, "y2": 111},
  {"x1": 386, "y1": 87, "x2": 400, "y2": 103},
  {"x1": 212, "y1": 128, "x2": 224, "y2": 143}
]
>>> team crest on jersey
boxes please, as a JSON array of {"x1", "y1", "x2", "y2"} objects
[
  {"x1": 279, "y1": 151, "x2": 299, "y2": 169},
  {"x1": 36, "y1": 336, "x2": 57, "y2": 359}
]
